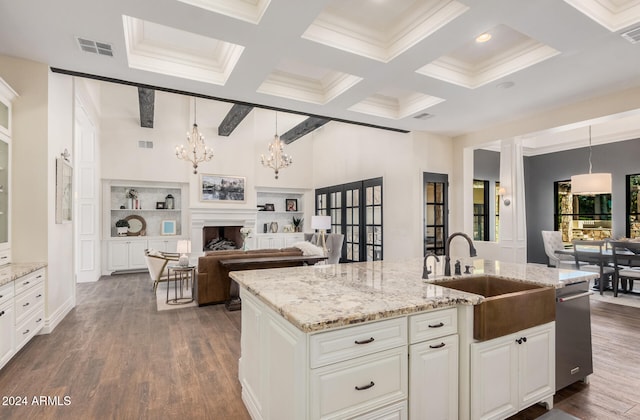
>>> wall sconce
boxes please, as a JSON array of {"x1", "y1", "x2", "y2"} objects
[
  {"x1": 60, "y1": 149, "x2": 71, "y2": 162},
  {"x1": 498, "y1": 187, "x2": 511, "y2": 206}
]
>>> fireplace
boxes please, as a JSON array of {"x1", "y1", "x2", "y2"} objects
[
  {"x1": 203, "y1": 226, "x2": 243, "y2": 251},
  {"x1": 190, "y1": 208, "x2": 257, "y2": 256}
]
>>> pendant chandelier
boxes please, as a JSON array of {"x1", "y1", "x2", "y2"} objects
[
  {"x1": 176, "y1": 97, "x2": 214, "y2": 174},
  {"x1": 570, "y1": 126, "x2": 611, "y2": 195},
  {"x1": 261, "y1": 112, "x2": 292, "y2": 179}
]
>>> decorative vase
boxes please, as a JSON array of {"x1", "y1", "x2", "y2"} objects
[
  {"x1": 263, "y1": 223, "x2": 268, "y2": 233},
  {"x1": 270, "y1": 222, "x2": 278, "y2": 233},
  {"x1": 127, "y1": 198, "x2": 134, "y2": 209}
]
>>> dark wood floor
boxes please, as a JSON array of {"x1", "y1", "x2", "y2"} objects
[{"x1": 1, "y1": 274, "x2": 640, "y2": 419}]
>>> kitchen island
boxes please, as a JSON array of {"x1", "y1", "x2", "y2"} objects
[{"x1": 230, "y1": 258, "x2": 597, "y2": 420}]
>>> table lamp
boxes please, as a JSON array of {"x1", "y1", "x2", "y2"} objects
[
  {"x1": 176, "y1": 240, "x2": 192, "y2": 266},
  {"x1": 311, "y1": 215, "x2": 331, "y2": 256}
]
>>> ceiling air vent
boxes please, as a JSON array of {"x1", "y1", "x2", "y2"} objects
[
  {"x1": 76, "y1": 37, "x2": 114, "y2": 56},
  {"x1": 413, "y1": 112, "x2": 434, "y2": 120},
  {"x1": 621, "y1": 26, "x2": 640, "y2": 44},
  {"x1": 138, "y1": 140, "x2": 153, "y2": 149}
]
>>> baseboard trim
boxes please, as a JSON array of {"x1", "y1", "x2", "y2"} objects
[{"x1": 41, "y1": 295, "x2": 75, "y2": 334}]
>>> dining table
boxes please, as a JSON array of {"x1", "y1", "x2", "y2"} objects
[{"x1": 555, "y1": 245, "x2": 636, "y2": 296}]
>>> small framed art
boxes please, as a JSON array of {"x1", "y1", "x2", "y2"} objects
[
  {"x1": 161, "y1": 220, "x2": 176, "y2": 235},
  {"x1": 286, "y1": 199, "x2": 298, "y2": 212}
]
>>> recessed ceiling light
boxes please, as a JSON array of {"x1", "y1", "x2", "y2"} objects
[
  {"x1": 496, "y1": 81, "x2": 515, "y2": 89},
  {"x1": 475, "y1": 33, "x2": 492, "y2": 43}
]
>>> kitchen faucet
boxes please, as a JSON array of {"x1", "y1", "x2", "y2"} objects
[
  {"x1": 422, "y1": 252, "x2": 440, "y2": 279},
  {"x1": 444, "y1": 232, "x2": 477, "y2": 276}
]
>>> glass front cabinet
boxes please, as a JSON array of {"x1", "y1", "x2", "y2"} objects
[{"x1": 0, "y1": 77, "x2": 18, "y2": 265}]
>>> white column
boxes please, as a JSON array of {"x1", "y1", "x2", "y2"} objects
[{"x1": 499, "y1": 138, "x2": 527, "y2": 262}]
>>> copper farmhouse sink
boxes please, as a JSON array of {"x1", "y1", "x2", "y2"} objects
[{"x1": 440, "y1": 276, "x2": 556, "y2": 341}]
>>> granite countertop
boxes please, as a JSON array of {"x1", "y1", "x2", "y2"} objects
[
  {"x1": 230, "y1": 258, "x2": 598, "y2": 333},
  {"x1": 0, "y1": 262, "x2": 47, "y2": 287}
]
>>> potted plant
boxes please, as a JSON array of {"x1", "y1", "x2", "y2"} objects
[
  {"x1": 292, "y1": 216, "x2": 303, "y2": 232},
  {"x1": 115, "y1": 219, "x2": 130, "y2": 236}
]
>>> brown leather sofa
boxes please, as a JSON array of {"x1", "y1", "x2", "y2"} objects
[{"x1": 196, "y1": 247, "x2": 303, "y2": 306}]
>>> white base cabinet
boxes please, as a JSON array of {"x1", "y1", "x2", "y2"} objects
[
  {"x1": 0, "y1": 268, "x2": 46, "y2": 371},
  {"x1": 240, "y1": 290, "x2": 460, "y2": 420},
  {"x1": 470, "y1": 322, "x2": 555, "y2": 420},
  {"x1": 105, "y1": 238, "x2": 178, "y2": 274},
  {"x1": 409, "y1": 308, "x2": 459, "y2": 420},
  {"x1": 255, "y1": 233, "x2": 303, "y2": 250},
  {"x1": 0, "y1": 282, "x2": 15, "y2": 369}
]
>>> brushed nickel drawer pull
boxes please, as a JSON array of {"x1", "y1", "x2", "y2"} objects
[
  {"x1": 354, "y1": 337, "x2": 375, "y2": 345},
  {"x1": 23, "y1": 281, "x2": 30, "y2": 286},
  {"x1": 36, "y1": 294, "x2": 42, "y2": 298},
  {"x1": 23, "y1": 329, "x2": 30, "y2": 335},
  {"x1": 355, "y1": 381, "x2": 375, "y2": 391},
  {"x1": 0, "y1": 311, "x2": 4, "y2": 316},
  {"x1": 429, "y1": 342, "x2": 446, "y2": 349},
  {"x1": 428, "y1": 322, "x2": 444, "y2": 328},
  {"x1": 23, "y1": 302, "x2": 30, "y2": 307}
]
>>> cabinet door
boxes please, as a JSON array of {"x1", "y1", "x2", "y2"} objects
[
  {"x1": 0, "y1": 301, "x2": 15, "y2": 369},
  {"x1": 471, "y1": 335, "x2": 518, "y2": 420},
  {"x1": 284, "y1": 234, "x2": 304, "y2": 247},
  {"x1": 409, "y1": 335, "x2": 458, "y2": 420},
  {"x1": 108, "y1": 241, "x2": 130, "y2": 271},
  {"x1": 518, "y1": 323, "x2": 555, "y2": 408},
  {"x1": 256, "y1": 235, "x2": 284, "y2": 250},
  {"x1": 240, "y1": 292, "x2": 263, "y2": 419},
  {"x1": 129, "y1": 241, "x2": 148, "y2": 268},
  {"x1": 148, "y1": 239, "x2": 177, "y2": 253}
]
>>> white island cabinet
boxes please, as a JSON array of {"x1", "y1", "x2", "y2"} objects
[
  {"x1": 232, "y1": 259, "x2": 596, "y2": 420},
  {"x1": 470, "y1": 322, "x2": 555, "y2": 420},
  {"x1": 240, "y1": 290, "x2": 411, "y2": 420}
]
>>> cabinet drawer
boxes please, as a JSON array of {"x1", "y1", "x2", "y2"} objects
[
  {"x1": 15, "y1": 305, "x2": 44, "y2": 351},
  {"x1": 310, "y1": 346, "x2": 408, "y2": 420},
  {"x1": 15, "y1": 282, "x2": 45, "y2": 323},
  {"x1": 14, "y1": 269, "x2": 45, "y2": 295},
  {"x1": 0, "y1": 281, "x2": 13, "y2": 307},
  {"x1": 310, "y1": 317, "x2": 407, "y2": 368},
  {"x1": 409, "y1": 308, "x2": 457, "y2": 344},
  {"x1": 355, "y1": 400, "x2": 407, "y2": 420},
  {"x1": 0, "y1": 249, "x2": 10, "y2": 266}
]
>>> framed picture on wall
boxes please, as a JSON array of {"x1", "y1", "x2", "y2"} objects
[
  {"x1": 55, "y1": 157, "x2": 73, "y2": 224},
  {"x1": 200, "y1": 174, "x2": 246, "y2": 202},
  {"x1": 161, "y1": 220, "x2": 176, "y2": 235}
]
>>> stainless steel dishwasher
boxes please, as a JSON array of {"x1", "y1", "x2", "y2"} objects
[{"x1": 555, "y1": 281, "x2": 593, "y2": 391}]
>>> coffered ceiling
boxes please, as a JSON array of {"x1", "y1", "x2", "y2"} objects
[{"x1": 1, "y1": 0, "x2": 640, "y2": 138}]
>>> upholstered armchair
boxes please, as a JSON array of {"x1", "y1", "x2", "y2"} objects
[
  {"x1": 144, "y1": 249, "x2": 179, "y2": 292},
  {"x1": 304, "y1": 233, "x2": 345, "y2": 264}
]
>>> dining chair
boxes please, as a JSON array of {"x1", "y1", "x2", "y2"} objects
[
  {"x1": 609, "y1": 240, "x2": 640, "y2": 296},
  {"x1": 541, "y1": 230, "x2": 575, "y2": 268},
  {"x1": 572, "y1": 240, "x2": 615, "y2": 296}
]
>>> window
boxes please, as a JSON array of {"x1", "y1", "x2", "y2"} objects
[
  {"x1": 424, "y1": 172, "x2": 448, "y2": 256},
  {"x1": 627, "y1": 174, "x2": 640, "y2": 238},
  {"x1": 315, "y1": 177, "x2": 383, "y2": 262},
  {"x1": 473, "y1": 180, "x2": 489, "y2": 241},
  {"x1": 554, "y1": 180, "x2": 612, "y2": 242}
]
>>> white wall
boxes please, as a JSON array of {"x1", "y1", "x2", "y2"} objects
[
  {"x1": 46, "y1": 71, "x2": 75, "y2": 330},
  {"x1": 311, "y1": 123, "x2": 454, "y2": 261}
]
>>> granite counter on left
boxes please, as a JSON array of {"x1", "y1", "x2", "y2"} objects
[{"x1": 0, "y1": 262, "x2": 47, "y2": 287}]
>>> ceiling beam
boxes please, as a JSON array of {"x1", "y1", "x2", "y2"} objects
[
  {"x1": 218, "y1": 104, "x2": 254, "y2": 136},
  {"x1": 281, "y1": 117, "x2": 330, "y2": 144},
  {"x1": 137, "y1": 87, "x2": 155, "y2": 128},
  {"x1": 50, "y1": 68, "x2": 409, "y2": 135}
]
